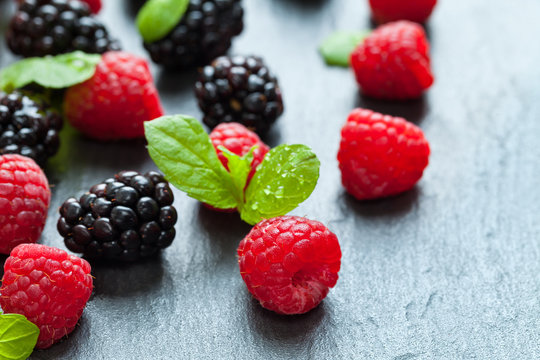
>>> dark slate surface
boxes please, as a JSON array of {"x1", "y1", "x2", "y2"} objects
[{"x1": 1, "y1": 0, "x2": 539, "y2": 359}]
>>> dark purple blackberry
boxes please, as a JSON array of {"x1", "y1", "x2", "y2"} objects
[
  {"x1": 58, "y1": 170, "x2": 177, "y2": 262},
  {"x1": 143, "y1": 0, "x2": 243, "y2": 69},
  {"x1": 0, "y1": 91, "x2": 62, "y2": 165},
  {"x1": 7, "y1": 0, "x2": 120, "y2": 58},
  {"x1": 195, "y1": 55, "x2": 284, "y2": 134}
]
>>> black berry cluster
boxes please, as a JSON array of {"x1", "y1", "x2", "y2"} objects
[
  {"x1": 144, "y1": 0, "x2": 243, "y2": 69},
  {"x1": 58, "y1": 171, "x2": 177, "y2": 262},
  {"x1": 0, "y1": 92, "x2": 62, "y2": 165},
  {"x1": 6, "y1": 0, "x2": 120, "y2": 58},
  {"x1": 195, "y1": 55, "x2": 284, "y2": 134}
]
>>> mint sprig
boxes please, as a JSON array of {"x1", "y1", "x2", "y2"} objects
[
  {"x1": 0, "y1": 313, "x2": 39, "y2": 360},
  {"x1": 319, "y1": 31, "x2": 369, "y2": 67},
  {"x1": 145, "y1": 115, "x2": 238, "y2": 209},
  {"x1": 137, "y1": 0, "x2": 190, "y2": 43},
  {"x1": 144, "y1": 115, "x2": 320, "y2": 225},
  {"x1": 0, "y1": 51, "x2": 101, "y2": 92}
]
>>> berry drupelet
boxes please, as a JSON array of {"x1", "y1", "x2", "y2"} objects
[
  {"x1": 195, "y1": 55, "x2": 284, "y2": 134},
  {"x1": 0, "y1": 92, "x2": 62, "y2": 165},
  {"x1": 144, "y1": 0, "x2": 243, "y2": 69},
  {"x1": 7, "y1": 0, "x2": 120, "y2": 58},
  {"x1": 58, "y1": 170, "x2": 178, "y2": 262}
]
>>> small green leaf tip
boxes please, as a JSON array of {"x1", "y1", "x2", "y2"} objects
[
  {"x1": 137, "y1": 0, "x2": 190, "y2": 43},
  {"x1": 144, "y1": 116, "x2": 321, "y2": 225},
  {"x1": 0, "y1": 313, "x2": 39, "y2": 360},
  {"x1": 319, "y1": 31, "x2": 369, "y2": 67},
  {"x1": 0, "y1": 51, "x2": 101, "y2": 92}
]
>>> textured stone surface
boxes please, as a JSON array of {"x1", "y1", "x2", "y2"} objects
[{"x1": 0, "y1": 0, "x2": 539, "y2": 358}]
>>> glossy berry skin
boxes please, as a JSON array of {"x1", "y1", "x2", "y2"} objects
[
  {"x1": 369, "y1": 0, "x2": 437, "y2": 24},
  {"x1": 7, "y1": 0, "x2": 119, "y2": 58},
  {"x1": 16, "y1": 0, "x2": 102, "y2": 14},
  {"x1": 63, "y1": 51, "x2": 164, "y2": 140},
  {"x1": 337, "y1": 108, "x2": 430, "y2": 200},
  {"x1": 144, "y1": 0, "x2": 243, "y2": 69},
  {"x1": 350, "y1": 21, "x2": 434, "y2": 100},
  {"x1": 0, "y1": 155, "x2": 50, "y2": 254},
  {"x1": 0, "y1": 244, "x2": 93, "y2": 349},
  {"x1": 0, "y1": 91, "x2": 62, "y2": 165},
  {"x1": 238, "y1": 216, "x2": 341, "y2": 315},
  {"x1": 195, "y1": 55, "x2": 284, "y2": 134},
  {"x1": 210, "y1": 122, "x2": 269, "y2": 182},
  {"x1": 58, "y1": 170, "x2": 177, "y2": 262}
]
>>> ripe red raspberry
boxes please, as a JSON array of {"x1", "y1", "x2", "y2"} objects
[
  {"x1": 210, "y1": 122, "x2": 269, "y2": 183},
  {"x1": 0, "y1": 155, "x2": 50, "y2": 254},
  {"x1": 81, "y1": 0, "x2": 102, "y2": 14},
  {"x1": 64, "y1": 51, "x2": 164, "y2": 140},
  {"x1": 369, "y1": 0, "x2": 437, "y2": 24},
  {"x1": 337, "y1": 108, "x2": 430, "y2": 200},
  {"x1": 350, "y1": 21, "x2": 434, "y2": 100},
  {"x1": 237, "y1": 216, "x2": 341, "y2": 315},
  {"x1": 0, "y1": 244, "x2": 93, "y2": 349}
]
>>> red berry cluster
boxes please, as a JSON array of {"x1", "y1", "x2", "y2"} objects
[{"x1": 0, "y1": 0, "x2": 446, "y2": 355}]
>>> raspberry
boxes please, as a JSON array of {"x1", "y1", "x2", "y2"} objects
[
  {"x1": 0, "y1": 244, "x2": 93, "y2": 349},
  {"x1": 79, "y1": 0, "x2": 101, "y2": 13},
  {"x1": 210, "y1": 122, "x2": 269, "y2": 182},
  {"x1": 63, "y1": 51, "x2": 164, "y2": 140},
  {"x1": 369, "y1": 0, "x2": 437, "y2": 24},
  {"x1": 144, "y1": 0, "x2": 243, "y2": 69},
  {"x1": 195, "y1": 55, "x2": 284, "y2": 134},
  {"x1": 58, "y1": 170, "x2": 177, "y2": 262},
  {"x1": 337, "y1": 108, "x2": 430, "y2": 200},
  {"x1": 350, "y1": 21, "x2": 434, "y2": 100},
  {"x1": 0, "y1": 155, "x2": 50, "y2": 254},
  {"x1": 0, "y1": 91, "x2": 63, "y2": 165},
  {"x1": 7, "y1": 0, "x2": 119, "y2": 58},
  {"x1": 237, "y1": 216, "x2": 341, "y2": 315}
]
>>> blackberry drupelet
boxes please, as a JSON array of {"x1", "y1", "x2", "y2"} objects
[
  {"x1": 58, "y1": 170, "x2": 178, "y2": 262},
  {"x1": 0, "y1": 91, "x2": 62, "y2": 165},
  {"x1": 143, "y1": 0, "x2": 243, "y2": 69},
  {"x1": 7, "y1": 0, "x2": 120, "y2": 57},
  {"x1": 195, "y1": 55, "x2": 284, "y2": 134}
]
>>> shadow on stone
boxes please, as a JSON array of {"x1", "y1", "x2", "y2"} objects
[
  {"x1": 355, "y1": 92, "x2": 428, "y2": 125},
  {"x1": 339, "y1": 187, "x2": 420, "y2": 219}
]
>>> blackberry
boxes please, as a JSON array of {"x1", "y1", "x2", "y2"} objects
[
  {"x1": 58, "y1": 170, "x2": 177, "y2": 262},
  {"x1": 195, "y1": 55, "x2": 284, "y2": 134},
  {"x1": 143, "y1": 0, "x2": 243, "y2": 69},
  {"x1": 0, "y1": 91, "x2": 62, "y2": 165},
  {"x1": 7, "y1": 0, "x2": 120, "y2": 58}
]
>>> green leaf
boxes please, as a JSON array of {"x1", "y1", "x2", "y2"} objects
[
  {"x1": 144, "y1": 115, "x2": 238, "y2": 209},
  {"x1": 137, "y1": 0, "x2": 190, "y2": 43},
  {"x1": 219, "y1": 146, "x2": 256, "y2": 209},
  {"x1": 0, "y1": 313, "x2": 39, "y2": 360},
  {"x1": 319, "y1": 31, "x2": 369, "y2": 67},
  {"x1": 241, "y1": 144, "x2": 320, "y2": 225},
  {"x1": 0, "y1": 51, "x2": 101, "y2": 92}
]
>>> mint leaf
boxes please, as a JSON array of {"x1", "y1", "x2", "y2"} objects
[
  {"x1": 219, "y1": 146, "x2": 256, "y2": 208},
  {"x1": 319, "y1": 31, "x2": 369, "y2": 67},
  {"x1": 0, "y1": 51, "x2": 101, "y2": 92},
  {"x1": 241, "y1": 144, "x2": 320, "y2": 225},
  {"x1": 0, "y1": 313, "x2": 39, "y2": 360},
  {"x1": 137, "y1": 0, "x2": 190, "y2": 43},
  {"x1": 144, "y1": 115, "x2": 237, "y2": 209}
]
